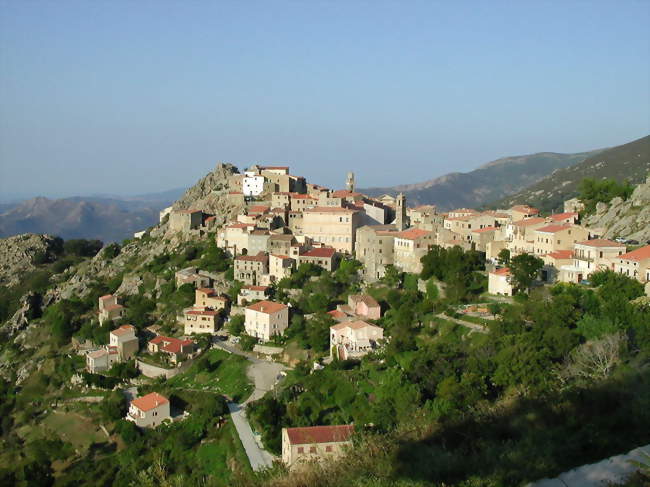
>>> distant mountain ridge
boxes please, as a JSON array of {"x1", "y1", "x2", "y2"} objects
[
  {"x1": 494, "y1": 135, "x2": 650, "y2": 212},
  {"x1": 0, "y1": 196, "x2": 174, "y2": 242},
  {"x1": 360, "y1": 150, "x2": 601, "y2": 210}
]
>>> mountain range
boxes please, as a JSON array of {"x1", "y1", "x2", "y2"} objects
[
  {"x1": 495, "y1": 135, "x2": 650, "y2": 211},
  {"x1": 360, "y1": 150, "x2": 601, "y2": 210},
  {"x1": 0, "y1": 188, "x2": 185, "y2": 242}
]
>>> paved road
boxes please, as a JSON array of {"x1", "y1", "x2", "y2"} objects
[
  {"x1": 215, "y1": 341, "x2": 288, "y2": 471},
  {"x1": 435, "y1": 313, "x2": 488, "y2": 333}
]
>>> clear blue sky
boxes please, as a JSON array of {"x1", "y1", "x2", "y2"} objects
[{"x1": 1, "y1": 0, "x2": 648, "y2": 200}]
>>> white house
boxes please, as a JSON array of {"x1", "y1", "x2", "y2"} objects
[
  {"x1": 126, "y1": 392, "x2": 171, "y2": 428},
  {"x1": 330, "y1": 320, "x2": 384, "y2": 360},
  {"x1": 244, "y1": 300, "x2": 289, "y2": 342},
  {"x1": 243, "y1": 171, "x2": 265, "y2": 197},
  {"x1": 488, "y1": 267, "x2": 513, "y2": 296}
]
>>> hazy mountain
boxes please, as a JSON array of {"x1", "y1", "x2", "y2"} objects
[
  {"x1": 495, "y1": 135, "x2": 650, "y2": 212},
  {"x1": 0, "y1": 196, "x2": 171, "y2": 243},
  {"x1": 360, "y1": 150, "x2": 601, "y2": 210}
]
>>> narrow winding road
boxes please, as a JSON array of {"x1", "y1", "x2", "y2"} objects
[{"x1": 215, "y1": 341, "x2": 287, "y2": 471}]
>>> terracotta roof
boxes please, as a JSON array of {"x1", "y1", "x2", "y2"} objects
[
  {"x1": 395, "y1": 228, "x2": 432, "y2": 240},
  {"x1": 549, "y1": 212, "x2": 579, "y2": 221},
  {"x1": 270, "y1": 254, "x2": 292, "y2": 259},
  {"x1": 445, "y1": 216, "x2": 471, "y2": 222},
  {"x1": 490, "y1": 267, "x2": 511, "y2": 276},
  {"x1": 204, "y1": 216, "x2": 217, "y2": 222},
  {"x1": 150, "y1": 336, "x2": 194, "y2": 354},
  {"x1": 185, "y1": 309, "x2": 218, "y2": 316},
  {"x1": 243, "y1": 285, "x2": 269, "y2": 292},
  {"x1": 247, "y1": 300, "x2": 288, "y2": 314},
  {"x1": 197, "y1": 288, "x2": 216, "y2": 295},
  {"x1": 285, "y1": 425, "x2": 354, "y2": 445},
  {"x1": 291, "y1": 193, "x2": 317, "y2": 200},
  {"x1": 301, "y1": 247, "x2": 337, "y2": 258},
  {"x1": 575, "y1": 239, "x2": 625, "y2": 248},
  {"x1": 535, "y1": 224, "x2": 573, "y2": 234},
  {"x1": 619, "y1": 245, "x2": 650, "y2": 262},
  {"x1": 248, "y1": 205, "x2": 270, "y2": 213},
  {"x1": 545, "y1": 250, "x2": 573, "y2": 260},
  {"x1": 304, "y1": 206, "x2": 357, "y2": 214},
  {"x1": 514, "y1": 217, "x2": 546, "y2": 227},
  {"x1": 227, "y1": 222, "x2": 254, "y2": 229},
  {"x1": 87, "y1": 349, "x2": 108, "y2": 359},
  {"x1": 331, "y1": 320, "x2": 382, "y2": 331},
  {"x1": 111, "y1": 324, "x2": 136, "y2": 336},
  {"x1": 511, "y1": 205, "x2": 539, "y2": 214},
  {"x1": 348, "y1": 294, "x2": 379, "y2": 308},
  {"x1": 131, "y1": 392, "x2": 169, "y2": 412},
  {"x1": 260, "y1": 165, "x2": 289, "y2": 170},
  {"x1": 327, "y1": 310, "x2": 348, "y2": 319},
  {"x1": 330, "y1": 190, "x2": 363, "y2": 198},
  {"x1": 99, "y1": 294, "x2": 114, "y2": 300},
  {"x1": 103, "y1": 303, "x2": 124, "y2": 311},
  {"x1": 235, "y1": 252, "x2": 268, "y2": 263},
  {"x1": 472, "y1": 226, "x2": 498, "y2": 233}
]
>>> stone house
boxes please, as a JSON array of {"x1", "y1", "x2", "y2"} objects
[
  {"x1": 194, "y1": 288, "x2": 228, "y2": 311},
  {"x1": 302, "y1": 207, "x2": 361, "y2": 254},
  {"x1": 298, "y1": 247, "x2": 339, "y2": 272},
  {"x1": 109, "y1": 324, "x2": 139, "y2": 361},
  {"x1": 488, "y1": 267, "x2": 513, "y2": 296},
  {"x1": 541, "y1": 250, "x2": 574, "y2": 282},
  {"x1": 393, "y1": 228, "x2": 435, "y2": 274},
  {"x1": 216, "y1": 222, "x2": 255, "y2": 255},
  {"x1": 470, "y1": 226, "x2": 501, "y2": 252},
  {"x1": 269, "y1": 233, "x2": 296, "y2": 255},
  {"x1": 234, "y1": 252, "x2": 269, "y2": 285},
  {"x1": 248, "y1": 230, "x2": 271, "y2": 255},
  {"x1": 345, "y1": 294, "x2": 381, "y2": 320},
  {"x1": 169, "y1": 209, "x2": 203, "y2": 232},
  {"x1": 98, "y1": 294, "x2": 126, "y2": 325},
  {"x1": 269, "y1": 254, "x2": 295, "y2": 281},
  {"x1": 243, "y1": 171, "x2": 266, "y2": 197},
  {"x1": 290, "y1": 193, "x2": 318, "y2": 212},
  {"x1": 244, "y1": 300, "x2": 289, "y2": 342},
  {"x1": 237, "y1": 285, "x2": 270, "y2": 305},
  {"x1": 86, "y1": 347, "x2": 119, "y2": 373},
  {"x1": 282, "y1": 425, "x2": 354, "y2": 469},
  {"x1": 126, "y1": 392, "x2": 171, "y2": 428},
  {"x1": 614, "y1": 245, "x2": 650, "y2": 283},
  {"x1": 533, "y1": 224, "x2": 590, "y2": 256},
  {"x1": 507, "y1": 217, "x2": 548, "y2": 256},
  {"x1": 175, "y1": 267, "x2": 212, "y2": 288},
  {"x1": 509, "y1": 205, "x2": 540, "y2": 222},
  {"x1": 330, "y1": 320, "x2": 384, "y2": 360},
  {"x1": 148, "y1": 336, "x2": 195, "y2": 364},
  {"x1": 548, "y1": 212, "x2": 580, "y2": 224},
  {"x1": 183, "y1": 308, "x2": 219, "y2": 334},
  {"x1": 567, "y1": 239, "x2": 627, "y2": 281},
  {"x1": 408, "y1": 205, "x2": 442, "y2": 231},
  {"x1": 354, "y1": 225, "x2": 397, "y2": 282}
]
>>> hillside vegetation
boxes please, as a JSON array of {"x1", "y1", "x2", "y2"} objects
[{"x1": 495, "y1": 135, "x2": 650, "y2": 212}]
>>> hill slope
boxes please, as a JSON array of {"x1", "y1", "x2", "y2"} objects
[
  {"x1": 360, "y1": 150, "x2": 600, "y2": 210},
  {"x1": 495, "y1": 135, "x2": 650, "y2": 212}
]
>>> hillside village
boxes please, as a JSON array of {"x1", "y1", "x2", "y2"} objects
[{"x1": 0, "y1": 162, "x2": 649, "y2": 486}]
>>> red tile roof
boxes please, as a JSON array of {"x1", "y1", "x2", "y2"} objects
[
  {"x1": 260, "y1": 165, "x2": 289, "y2": 170},
  {"x1": 304, "y1": 207, "x2": 357, "y2": 213},
  {"x1": 619, "y1": 245, "x2": 650, "y2": 262},
  {"x1": 103, "y1": 303, "x2": 124, "y2": 312},
  {"x1": 247, "y1": 300, "x2": 288, "y2": 314},
  {"x1": 331, "y1": 320, "x2": 382, "y2": 331},
  {"x1": 472, "y1": 226, "x2": 498, "y2": 233},
  {"x1": 197, "y1": 287, "x2": 216, "y2": 295},
  {"x1": 301, "y1": 247, "x2": 337, "y2": 258},
  {"x1": 575, "y1": 239, "x2": 625, "y2": 248},
  {"x1": 185, "y1": 309, "x2": 218, "y2": 316},
  {"x1": 511, "y1": 205, "x2": 539, "y2": 214},
  {"x1": 100, "y1": 294, "x2": 114, "y2": 300},
  {"x1": 514, "y1": 217, "x2": 546, "y2": 227},
  {"x1": 111, "y1": 324, "x2": 136, "y2": 336},
  {"x1": 330, "y1": 190, "x2": 363, "y2": 198},
  {"x1": 490, "y1": 267, "x2": 511, "y2": 276},
  {"x1": 545, "y1": 250, "x2": 573, "y2": 260},
  {"x1": 549, "y1": 212, "x2": 579, "y2": 221},
  {"x1": 150, "y1": 336, "x2": 194, "y2": 354},
  {"x1": 244, "y1": 285, "x2": 269, "y2": 292},
  {"x1": 285, "y1": 425, "x2": 354, "y2": 445},
  {"x1": 395, "y1": 228, "x2": 432, "y2": 240},
  {"x1": 348, "y1": 294, "x2": 379, "y2": 307},
  {"x1": 235, "y1": 252, "x2": 268, "y2": 263},
  {"x1": 535, "y1": 224, "x2": 573, "y2": 234},
  {"x1": 327, "y1": 310, "x2": 348, "y2": 319},
  {"x1": 131, "y1": 392, "x2": 169, "y2": 412}
]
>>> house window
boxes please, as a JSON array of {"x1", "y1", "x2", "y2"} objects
[
  {"x1": 298, "y1": 447, "x2": 304, "y2": 454},
  {"x1": 309, "y1": 447, "x2": 317, "y2": 453},
  {"x1": 325, "y1": 446, "x2": 333, "y2": 452}
]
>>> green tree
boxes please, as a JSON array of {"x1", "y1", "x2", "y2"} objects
[
  {"x1": 497, "y1": 248, "x2": 511, "y2": 266},
  {"x1": 227, "y1": 314, "x2": 245, "y2": 336},
  {"x1": 509, "y1": 253, "x2": 544, "y2": 294}
]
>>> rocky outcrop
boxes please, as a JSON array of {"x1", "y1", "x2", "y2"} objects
[
  {"x1": 584, "y1": 176, "x2": 650, "y2": 242},
  {"x1": 172, "y1": 163, "x2": 244, "y2": 224},
  {"x1": 0, "y1": 233, "x2": 60, "y2": 287}
]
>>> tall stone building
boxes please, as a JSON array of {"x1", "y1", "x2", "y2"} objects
[
  {"x1": 346, "y1": 172, "x2": 355, "y2": 192},
  {"x1": 395, "y1": 193, "x2": 407, "y2": 231}
]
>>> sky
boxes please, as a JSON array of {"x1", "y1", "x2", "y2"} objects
[{"x1": 0, "y1": 1, "x2": 649, "y2": 200}]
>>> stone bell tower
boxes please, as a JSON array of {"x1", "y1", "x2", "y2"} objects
[
  {"x1": 346, "y1": 172, "x2": 355, "y2": 192},
  {"x1": 396, "y1": 193, "x2": 407, "y2": 231}
]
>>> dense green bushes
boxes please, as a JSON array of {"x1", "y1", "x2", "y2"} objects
[{"x1": 578, "y1": 177, "x2": 635, "y2": 214}]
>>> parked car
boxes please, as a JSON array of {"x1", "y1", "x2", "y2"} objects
[{"x1": 628, "y1": 239, "x2": 639, "y2": 245}]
